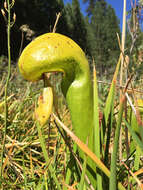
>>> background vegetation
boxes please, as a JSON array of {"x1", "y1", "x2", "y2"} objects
[
  {"x1": 0, "y1": 0, "x2": 121, "y2": 74},
  {"x1": 0, "y1": 0, "x2": 143, "y2": 189}
]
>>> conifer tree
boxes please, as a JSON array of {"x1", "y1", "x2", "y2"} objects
[
  {"x1": 65, "y1": 0, "x2": 96, "y2": 57},
  {"x1": 83, "y1": 0, "x2": 97, "y2": 16},
  {"x1": 14, "y1": 0, "x2": 68, "y2": 34},
  {"x1": 104, "y1": 5, "x2": 120, "y2": 69},
  {"x1": 91, "y1": 0, "x2": 108, "y2": 73},
  {"x1": 83, "y1": 0, "x2": 120, "y2": 74},
  {"x1": 4, "y1": 0, "x2": 70, "y2": 59}
]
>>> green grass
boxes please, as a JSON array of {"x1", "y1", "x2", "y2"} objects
[
  {"x1": 0, "y1": 63, "x2": 143, "y2": 189},
  {"x1": 0, "y1": 0, "x2": 143, "y2": 189}
]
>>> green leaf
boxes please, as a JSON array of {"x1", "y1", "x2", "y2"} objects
[
  {"x1": 124, "y1": 119, "x2": 143, "y2": 152},
  {"x1": 104, "y1": 54, "x2": 121, "y2": 125},
  {"x1": 93, "y1": 65, "x2": 103, "y2": 190},
  {"x1": 109, "y1": 95, "x2": 125, "y2": 190},
  {"x1": 79, "y1": 154, "x2": 87, "y2": 190}
]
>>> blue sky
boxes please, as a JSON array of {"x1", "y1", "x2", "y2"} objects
[{"x1": 64, "y1": 0, "x2": 132, "y2": 29}]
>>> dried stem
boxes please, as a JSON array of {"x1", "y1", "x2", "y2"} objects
[
  {"x1": 119, "y1": 0, "x2": 127, "y2": 164},
  {"x1": 0, "y1": 0, "x2": 15, "y2": 182},
  {"x1": 52, "y1": 12, "x2": 61, "y2": 33}
]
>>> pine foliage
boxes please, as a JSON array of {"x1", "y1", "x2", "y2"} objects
[
  {"x1": 0, "y1": 0, "x2": 121, "y2": 75},
  {"x1": 65, "y1": 0, "x2": 96, "y2": 57},
  {"x1": 90, "y1": 0, "x2": 120, "y2": 74}
]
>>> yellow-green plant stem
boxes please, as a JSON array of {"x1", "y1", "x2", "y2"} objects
[
  {"x1": 0, "y1": 0, "x2": 11, "y2": 180},
  {"x1": 36, "y1": 122, "x2": 61, "y2": 190}
]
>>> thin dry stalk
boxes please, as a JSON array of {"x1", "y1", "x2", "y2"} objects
[
  {"x1": 97, "y1": 80, "x2": 143, "y2": 94},
  {"x1": 121, "y1": 162, "x2": 143, "y2": 189},
  {"x1": 119, "y1": 0, "x2": 127, "y2": 164},
  {"x1": 134, "y1": 168, "x2": 143, "y2": 177},
  {"x1": 53, "y1": 12, "x2": 61, "y2": 33}
]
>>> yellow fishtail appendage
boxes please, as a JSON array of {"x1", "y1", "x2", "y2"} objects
[{"x1": 35, "y1": 87, "x2": 53, "y2": 126}]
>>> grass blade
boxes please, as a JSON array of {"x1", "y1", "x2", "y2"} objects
[
  {"x1": 109, "y1": 95, "x2": 125, "y2": 190},
  {"x1": 93, "y1": 65, "x2": 102, "y2": 189},
  {"x1": 124, "y1": 119, "x2": 143, "y2": 152},
  {"x1": 36, "y1": 121, "x2": 62, "y2": 190},
  {"x1": 79, "y1": 154, "x2": 87, "y2": 190},
  {"x1": 104, "y1": 54, "x2": 121, "y2": 125},
  {"x1": 53, "y1": 113, "x2": 126, "y2": 190}
]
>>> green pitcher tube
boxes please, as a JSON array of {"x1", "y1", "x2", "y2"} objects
[{"x1": 18, "y1": 33, "x2": 96, "y2": 187}]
